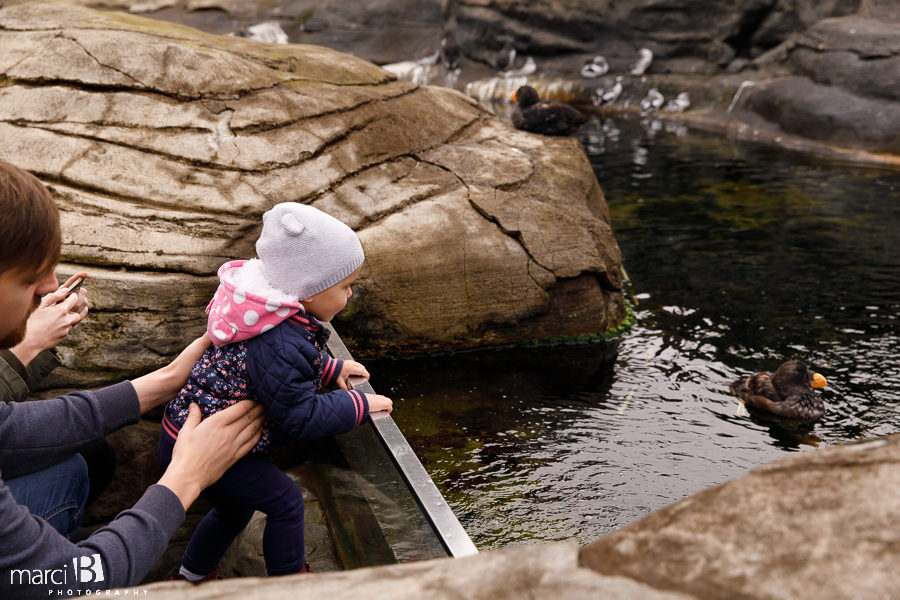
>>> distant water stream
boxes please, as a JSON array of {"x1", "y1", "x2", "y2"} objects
[{"x1": 371, "y1": 114, "x2": 900, "y2": 549}]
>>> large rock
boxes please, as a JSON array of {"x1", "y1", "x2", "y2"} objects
[
  {"x1": 0, "y1": 1, "x2": 625, "y2": 385},
  {"x1": 139, "y1": 541, "x2": 692, "y2": 599},
  {"x1": 580, "y1": 434, "x2": 900, "y2": 599}
]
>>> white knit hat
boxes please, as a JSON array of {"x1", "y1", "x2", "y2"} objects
[{"x1": 256, "y1": 203, "x2": 364, "y2": 299}]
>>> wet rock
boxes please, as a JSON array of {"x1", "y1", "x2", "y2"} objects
[
  {"x1": 742, "y1": 15, "x2": 900, "y2": 152},
  {"x1": 745, "y1": 76, "x2": 900, "y2": 152},
  {"x1": 580, "y1": 435, "x2": 900, "y2": 599},
  {"x1": 0, "y1": 0, "x2": 625, "y2": 384}
]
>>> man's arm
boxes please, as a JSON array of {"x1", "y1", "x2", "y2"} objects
[{"x1": 0, "y1": 400, "x2": 263, "y2": 598}]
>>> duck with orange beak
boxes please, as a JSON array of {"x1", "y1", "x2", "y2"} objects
[{"x1": 730, "y1": 360, "x2": 829, "y2": 422}]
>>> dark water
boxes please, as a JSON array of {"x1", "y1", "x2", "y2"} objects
[{"x1": 371, "y1": 114, "x2": 900, "y2": 550}]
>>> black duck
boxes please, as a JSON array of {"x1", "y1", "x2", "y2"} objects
[
  {"x1": 511, "y1": 85, "x2": 587, "y2": 136},
  {"x1": 730, "y1": 360, "x2": 828, "y2": 422}
]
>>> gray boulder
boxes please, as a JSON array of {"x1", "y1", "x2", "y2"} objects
[
  {"x1": 581, "y1": 435, "x2": 900, "y2": 599},
  {"x1": 0, "y1": 1, "x2": 624, "y2": 387}
]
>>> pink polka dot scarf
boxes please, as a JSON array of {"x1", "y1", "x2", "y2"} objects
[{"x1": 206, "y1": 260, "x2": 302, "y2": 347}]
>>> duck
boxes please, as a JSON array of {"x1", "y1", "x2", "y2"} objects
[
  {"x1": 580, "y1": 55, "x2": 609, "y2": 78},
  {"x1": 511, "y1": 85, "x2": 587, "y2": 136},
  {"x1": 664, "y1": 91, "x2": 691, "y2": 113},
  {"x1": 629, "y1": 47, "x2": 653, "y2": 76},
  {"x1": 640, "y1": 88, "x2": 664, "y2": 113},
  {"x1": 592, "y1": 76, "x2": 623, "y2": 106},
  {"x1": 729, "y1": 360, "x2": 828, "y2": 422}
]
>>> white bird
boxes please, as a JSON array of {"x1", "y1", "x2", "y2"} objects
[
  {"x1": 242, "y1": 21, "x2": 289, "y2": 44},
  {"x1": 640, "y1": 88, "x2": 664, "y2": 113},
  {"x1": 502, "y1": 56, "x2": 537, "y2": 78},
  {"x1": 664, "y1": 91, "x2": 691, "y2": 113},
  {"x1": 580, "y1": 55, "x2": 609, "y2": 78},
  {"x1": 629, "y1": 47, "x2": 653, "y2": 76},
  {"x1": 593, "y1": 76, "x2": 623, "y2": 106}
]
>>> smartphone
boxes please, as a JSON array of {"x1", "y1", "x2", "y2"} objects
[{"x1": 63, "y1": 276, "x2": 85, "y2": 297}]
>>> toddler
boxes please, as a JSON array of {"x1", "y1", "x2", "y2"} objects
[{"x1": 158, "y1": 202, "x2": 392, "y2": 580}]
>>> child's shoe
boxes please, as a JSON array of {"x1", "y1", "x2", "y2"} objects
[{"x1": 167, "y1": 565, "x2": 219, "y2": 583}]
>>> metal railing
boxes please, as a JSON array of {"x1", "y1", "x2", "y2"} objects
[{"x1": 324, "y1": 323, "x2": 479, "y2": 559}]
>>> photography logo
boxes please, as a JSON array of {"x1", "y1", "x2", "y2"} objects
[
  {"x1": 73, "y1": 554, "x2": 104, "y2": 584},
  {"x1": 8, "y1": 553, "x2": 104, "y2": 588}
]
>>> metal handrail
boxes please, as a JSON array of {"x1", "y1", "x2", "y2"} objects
[{"x1": 324, "y1": 323, "x2": 479, "y2": 558}]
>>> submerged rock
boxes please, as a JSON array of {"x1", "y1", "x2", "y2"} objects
[{"x1": 0, "y1": 1, "x2": 624, "y2": 386}]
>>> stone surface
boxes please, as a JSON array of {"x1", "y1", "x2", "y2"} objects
[
  {"x1": 137, "y1": 541, "x2": 694, "y2": 599},
  {"x1": 581, "y1": 434, "x2": 900, "y2": 599},
  {"x1": 0, "y1": 1, "x2": 625, "y2": 387}
]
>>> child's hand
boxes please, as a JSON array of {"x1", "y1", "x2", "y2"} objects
[
  {"x1": 366, "y1": 393, "x2": 393, "y2": 414},
  {"x1": 337, "y1": 359, "x2": 370, "y2": 391}
]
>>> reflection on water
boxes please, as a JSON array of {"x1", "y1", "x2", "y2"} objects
[{"x1": 371, "y1": 114, "x2": 900, "y2": 550}]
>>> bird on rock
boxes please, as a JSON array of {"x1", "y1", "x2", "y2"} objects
[
  {"x1": 581, "y1": 55, "x2": 609, "y2": 78},
  {"x1": 664, "y1": 91, "x2": 691, "y2": 113},
  {"x1": 511, "y1": 85, "x2": 587, "y2": 136},
  {"x1": 629, "y1": 47, "x2": 653, "y2": 76},
  {"x1": 640, "y1": 88, "x2": 664, "y2": 113},
  {"x1": 730, "y1": 360, "x2": 829, "y2": 422},
  {"x1": 593, "y1": 76, "x2": 623, "y2": 106}
]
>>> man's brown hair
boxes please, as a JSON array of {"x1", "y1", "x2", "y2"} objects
[{"x1": 0, "y1": 159, "x2": 61, "y2": 277}]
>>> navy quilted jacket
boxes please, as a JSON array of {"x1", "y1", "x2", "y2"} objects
[{"x1": 163, "y1": 313, "x2": 368, "y2": 452}]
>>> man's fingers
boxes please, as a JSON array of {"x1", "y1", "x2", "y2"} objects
[
  {"x1": 58, "y1": 292, "x2": 80, "y2": 311},
  {"x1": 207, "y1": 400, "x2": 262, "y2": 426},
  {"x1": 184, "y1": 403, "x2": 202, "y2": 429},
  {"x1": 41, "y1": 287, "x2": 69, "y2": 307}
]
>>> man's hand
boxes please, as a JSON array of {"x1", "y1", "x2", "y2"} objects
[
  {"x1": 158, "y1": 401, "x2": 264, "y2": 509},
  {"x1": 9, "y1": 273, "x2": 89, "y2": 366}
]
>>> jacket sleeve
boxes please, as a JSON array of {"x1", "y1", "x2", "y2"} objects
[
  {"x1": 0, "y1": 349, "x2": 62, "y2": 403},
  {"x1": 319, "y1": 354, "x2": 344, "y2": 389},
  {"x1": 0, "y1": 482, "x2": 185, "y2": 598},
  {"x1": 0, "y1": 382, "x2": 139, "y2": 479},
  {"x1": 245, "y1": 332, "x2": 368, "y2": 442}
]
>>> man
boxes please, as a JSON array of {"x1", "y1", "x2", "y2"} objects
[
  {"x1": 0, "y1": 159, "x2": 265, "y2": 598},
  {"x1": 1, "y1": 272, "x2": 115, "y2": 531}
]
